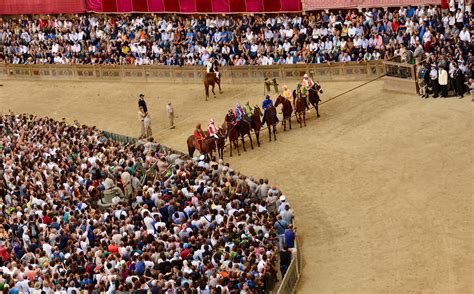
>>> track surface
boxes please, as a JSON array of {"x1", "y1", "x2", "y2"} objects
[{"x1": 1, "y1": 79, "x2": 472, "y2": 293}]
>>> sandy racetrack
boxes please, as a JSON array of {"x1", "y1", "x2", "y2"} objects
[{"x1": 0, "y1": 79, "x2": 472, "y2": 293}]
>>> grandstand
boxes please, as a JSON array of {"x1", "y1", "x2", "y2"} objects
[{"x1": 0, "y1": 0, "x2": 472, "y2": 293}]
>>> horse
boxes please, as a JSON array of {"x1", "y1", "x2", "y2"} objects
[
  {"x1": 274, "y1": 95, "x2": 293, "y2": 131},
  {"x1": 263, "y1": 105, "x2": 278, "y2": 142},
  {"x1": 222, "y1": 122, "x2": 241, "y2": 157},
  {"x1": 308, "y1": 81, "x2": 323, "y2": 117},
  {"x1": 293, "y1": 90, "x2": 307, "y2": 128},
  {"x1": 251, "y1": 106, "x2": 263, "y2": 147},
  {"x1": 237, "y1": 117, "x2": 254, "y2": 151},
  {"x1": 187, "y1": 131, "x2": 225, "y2": 159},
  {"x1": 203, "y1": 72, "x2": 222, "y2": 101}
]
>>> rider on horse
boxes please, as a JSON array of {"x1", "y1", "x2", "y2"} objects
[
  {"x1": 296, "y1": 82, "x2": 308, "y2": 110},
  {"x1": 208, "y1": 118, "x2": 218, "y2": 138},
  {"x1": 225, "y1": 108, "x2": 238, "y2": 126},
  {"x1": 206, "y1": 57, "x2": 220, "y2": 81},
  {"x1": 235, "y1": 103, "x2": 244, "y2": 123},
  {"x1": 282, "y1": 85, "x2": 293, "y2": 102},
  {"x1": 243, "y1": 101, "x2": 253, "y2": 124},
  {"x1": 262, "y1": 95, "x2": 278, "y2": 126},
  {"x1": 194, "y1": 123, "x2": 206, "y2": 153}
]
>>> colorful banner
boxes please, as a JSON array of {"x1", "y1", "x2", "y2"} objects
[
  {"x1": 86, "y1": 0, "x2": 302, "y2": 13},
  {"x1": 0, "y1": 0, "x2": 86, "y2": 14},
  {"x1": 301, "y1": 0, "x2": 440, "y2": 10}
]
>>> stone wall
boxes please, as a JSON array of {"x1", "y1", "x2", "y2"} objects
[{"x1": 0, "y1": 61, "x2": 384, "y2": 83}]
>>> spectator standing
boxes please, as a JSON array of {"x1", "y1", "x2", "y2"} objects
[
  {"x1": 138, "y1": 94, "x2": 148, "y2": 114},
  {"x1": 166, "y1": 102, "x2": 175, "y2": 129},
  {"x1": 453, "y1": 63, "x2": 466, "y2": 98},
  {"x1": 430, "y1": 65, "x2": 440, "y2": 98},
  {"x1": 439, "y1": 66, "x2": 449, "y2": 97},
  {"x1": 279, "y1": 246, "x2": 292, "y2": 277}
]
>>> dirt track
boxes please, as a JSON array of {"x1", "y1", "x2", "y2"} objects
[{"x1": 0, "y1": 79, "x2": 472, "y2": 293}]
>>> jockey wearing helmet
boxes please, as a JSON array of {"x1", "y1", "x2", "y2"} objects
[
  {"x1": 243, "y1": 101, "x2": 253, "y2": 123},
  {"x1": 194, "y1": 123, "x2": 206, "y2": 153},
  {"x1": 262, "y1": 95, "x2": 279, "y2": 126},
  {"x1": 208, "y1": 119, "x2": 219, "y2": 138},
  {"x1": 206, "y1": 57, "x2": 220, "y2": 80},
  {"x1": 235, "y1": 103, "x2": 244, "y2": 123},
  {"x1": 225, "y1": 108, "x2": 237, "y2": 126}
]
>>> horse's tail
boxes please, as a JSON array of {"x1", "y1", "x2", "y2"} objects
[{"x1": 187, "y1": 136, "x2": 195, "y2": 157}]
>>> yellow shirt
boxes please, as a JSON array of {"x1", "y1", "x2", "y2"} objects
[{"x1": 282, "y1": 89, "x2": 292, "y2": 100}]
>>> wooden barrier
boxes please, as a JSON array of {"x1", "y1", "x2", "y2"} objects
[
  {"x1": 382, "y1": 57, "x2": 418, "y2": 94},
  {"x1": 0, "y1": 62, "x2": 384, "y2": 83}
]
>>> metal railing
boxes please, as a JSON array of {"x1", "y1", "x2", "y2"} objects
[{"x1": 277, "y1": 236, "x2": 302, "y2": 294}]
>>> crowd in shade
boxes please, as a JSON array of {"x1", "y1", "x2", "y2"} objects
[
  {"x1": 0, "y1": 113, "x2": 296, "y2": 293},
  {"x1": 0, "y1": 4, "x2": 472, "y2": 66}
]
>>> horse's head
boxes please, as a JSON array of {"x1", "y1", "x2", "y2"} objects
[
  {"x1": 254, "y1": 105, "x2": 262, "y2": 116},
  {"x1": 274, "y1": 95, "x2": 284, "y2": 107}
]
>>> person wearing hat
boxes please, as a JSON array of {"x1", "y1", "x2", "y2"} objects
[
  {"x1": 243, "y1": 101, "x2": 253, "y2": 124},
  {"x1": 206, "y1": 57, "x2": 220, "y2": 80},
  {"x1": 235, "y1": 103, "x2": 244, "y2": 124},
  {"x1": 208, "y1": 119, "x2": 218, "y2": 139},
  {"x1": 138, "y1": 94, "x2": 148, "y2": 114},
  {"x1": 261, "y1": 95, "x2": 277, "y2": 126},
  {"x1": 166, "y1": 102, "x2": 175, "y2": 129}
]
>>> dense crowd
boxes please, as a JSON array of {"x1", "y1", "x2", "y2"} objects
[
  {"x1": 0, "y1": 113, "x2": 296, "y2": 293},
  {"x1": 0, "y1": 4, "x2": 472, "y2": 66}
]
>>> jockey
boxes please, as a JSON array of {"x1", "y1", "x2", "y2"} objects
[
  {"x1": 243, "y1": 101, "x2": 253, "y2": 123},
  {"x1": 297, "y1": 82, "x2": 309, "y2": 110},
  {"x1": 193, "y1": 123, "x2": 206, "y2": 153},
  {"x1": 207, "y1": 57, "x2": 220, "y2": 80},
  {"x1": 208, "y1": 118, "x2": 218, "y2": 138},
  {"x1": 302, "y1": 73, "x2": 315, "y2": 90},
  {"x1": 262, "y1": 95, "x2": 278, "y2": 126},
  {"x1": 262, "y1": 95, "x2": 273, "y2": 110},
  {"x1": 225, "y1": 108, "x2": 237, "y2": 126},
  {"x1": 282, "y1": 85, "x2": 292, "y2": 101},
  {"x1": 235, "y1": 103, "x2": 244, "y2": 122}
]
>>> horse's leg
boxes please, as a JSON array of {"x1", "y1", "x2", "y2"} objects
[
  {"x1": 218, "y1": 79, "x2": 223, "y2": 94},
  {"x1": 268, "y1": 127, "x2": 272, "y2": 142},
  {"x1": 256, "y1": 130, "x2": 260, "y2": 147},
  {"x1": 236, "y1": 140, "x2": 240, "y2": 156},
  {"x1": 283, "y1": 118, "x2": 286, "y2": 131},
  {"x1": 316, "y1": 103, "x2": 320, "y2": 117},
  {"x1": 273, "y1": 126, "x2": 277, "y2": 141},
  {"x1": 205, "y1": 83, "x2": 209, "y2": 101},
  {"x1": 299, "y1": 113, "x2": 302, "y2": 128},
  {"x1": 248, "y1": 132, "x2": 254, "y2": 149},
  {"x1": 229, "y1": 138, "x2": 233, "y2": 157},
  {"x1": 289, "y1": 115, "x2": 292, "y2": 130},
  {"x1": 241, "y1": 135, "x2": 246, "y2": 152},
  {"x1": 212, "y1": 84, "x2": 216, "y2": 98}
]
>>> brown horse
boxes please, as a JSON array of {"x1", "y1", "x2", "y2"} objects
[
  {"x1": 274, "y1": 95, "x2": 293, "y2": 131},
  {"x1": 251, "y1": 106, "x2": 263, "y2": 147},
  {"x1": 263, "y1": 106, "x2": 278, "y2": 141},
  {"x1": 293, "y1": 89, "x2": 307, "y2": 127},
  {"x1": 222, "y1": 122, "x2": 241, "y2": 157},
  {"x1": 187, "y1": 131, "x2": 225, "y2": 159},
  {"x1": 237, "y1": 118, "x2": 254, "y2": 151},
  {"x1": 203, "y1": 73, "x2": 222, "y2": 101}
]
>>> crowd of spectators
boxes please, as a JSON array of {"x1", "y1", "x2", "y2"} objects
[
  {"x1": 0, "y1": 112, "x2": 296, "y2": 293},
  {"x1": 0, "y1": 4, "x2": 472, "y2": 67}
]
